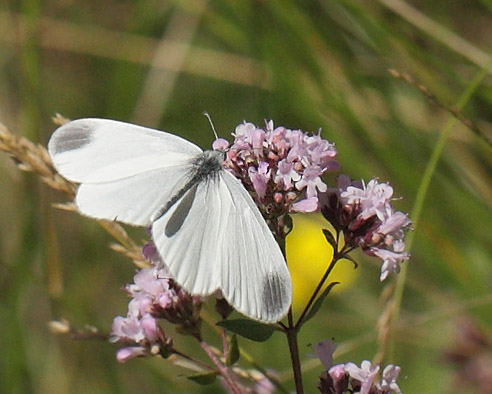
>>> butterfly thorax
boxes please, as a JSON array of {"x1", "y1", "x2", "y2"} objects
[{"x1": 192, "y1": 150, "x2": 225, "y2": 181}]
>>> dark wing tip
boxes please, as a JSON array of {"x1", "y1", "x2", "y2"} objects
[
  {"x1": 49, "y1": 119, "x2": 96, "y2": 156},
  {"x1": 261, "y1": 273, "x2": 291, "y2": 322}
]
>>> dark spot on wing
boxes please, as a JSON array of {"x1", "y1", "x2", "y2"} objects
[
  {"x1": 262, "y1": 273, "x2": 287, "y2": 316},
  {"x1": 52, "y1": 122, "x2": 94, "y2": 154},
  {"x1": 165, "y1": 185, "x2": 197, "y2": 237}
]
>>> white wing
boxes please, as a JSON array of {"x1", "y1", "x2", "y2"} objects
[
  {"x1": 152, "y1": 170, "x2": 292, "y2": 323},
  {"x1": 49, "y1": 118, "x2": 292, "y2": 321},
  {"x1": 48, "y1": 118, "x2": 203, "y2": 225}
]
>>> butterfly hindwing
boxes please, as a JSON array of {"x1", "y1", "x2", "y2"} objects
[
  {"x1": 219, "y1": 171, "x2": 292, "y2": 322},
  {"x1": 152, "y1": 169, "x2": 292, "y2": 323}
]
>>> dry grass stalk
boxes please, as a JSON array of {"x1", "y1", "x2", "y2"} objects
[
  {"x1": 0, "y1": 121, "x2": 76, "y2": 196},
  {"x1": 48, "y1": 319, "x2": 109, "y2": 341},
  {"x1": 388, "y1": 68, "x2": 491, "y2": 146},
  {"x1": 0, "y1": 11, "x2": 265, "y2": 88},
  {"x1": 110, "y1": 243, "x2": 151, "y2": 269},
  {"x1": 0, "y1": 120, "x2": 146, "y2": 268}
]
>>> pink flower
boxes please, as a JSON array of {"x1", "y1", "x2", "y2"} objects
[
  {"x1": 110, "y1": 247, "x2": 203, "y2": 362},
  {"x1": 110, "y1": 311, "x2": 165, "y2": 363},
  {"x1": 296, "y1": 166, "x2": 327, "y2": 198},
  {"x1": 142, "y1": 242, "x2": 161, "y2": 264},
  {"x1": 130, "y1": 267, "x2": 173, "y2": 300},
  {"x1": 232, "y1": 122, "x2": 257, "y2": 149},
  {"x1": 341, "y1": 179, "x2": 393, "y2": 221},
  {"x1": 371, "y1": 248, "x2": 410, "y2": 281},
  {"x1": 116, "y1": 346, "x2": 147, "y2": 363},
  {"x1": 216, "y1": 120, "x2": 338, "y2": 217},
  {"x1": 377, "y1": 210, "x2": 410, "y2": 239},
  {"x1": 111, "y1": 313, "x2": 146, "y2": 343},
  {"x1": 249, "y1": 162, "x2": 271, "y2": 198},
  {"x1": 317, "y1": 343, "x2": 405, "y2": 394},
  {"x1": 321, "y1": 176, "x2": 412, "y2": 281},
  {"x1": 291, "y1": 196, "x2": 319, "y2": 213},
  {"x1": 345, "y1": 360, "x2": 380, "y2": 394},
  {"x1": 140, "y1": 315, "x2": 159, "y2": 342},
  {"x1": 315, "y1": 339, "x2": 336, "y2": 370},
  {"x1": 275, "y1": 159, "x2": 301, "y2": 190},
  {"x1": 212, "y1": 138, "x2": 229, "y2": 151},
  {"x1": 318, "y1": 355, "x2": 404, "y2": 394},
  {"x1": 307, "y1": 135, "x2": 338, "y2": 168},
  {"x1": 124, "y1": 264, "x2": 202, "y2": 327},
  {"x1": 328, "y1": 364, "x2": 346, "y2": 381},
  {"x1": 252, "y1": 128, "x2": 266, "y2": 150},
  {"x1": 378, "y1": 365, "x2": 402, "y2": 394}
]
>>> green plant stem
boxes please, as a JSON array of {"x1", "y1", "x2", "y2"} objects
[
  {"x1": 385, "y1": 55, "x2": 492, "y2": 362},
  {"x1": 295, "y1": 253, "x2": 341, "y2": 328},
  {"x1": 172, "y1": 348, "x2": 215, "y2": 371},
  {"x1": 222, "y1": 329, "x2": 229, "y2": 361},
  {"x1": 286, "y1": 310, "x2": 304, "y2": 394},
  {"x1": 201, "y1": 308, "x2": 290, "y2": 394},
  {"x1": 276, "y1": 219, "x2": 304, "y2": 394},
  {"x1": 200, "y1": 341, "x2": 243, "y2": 394},
  {"x1": 239, "y1": 351, "x2": 291, "y2": 394}
]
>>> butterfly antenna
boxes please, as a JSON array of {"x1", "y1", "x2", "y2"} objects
[{"x1": 203, "y1": 111, "x2": 219, "y2": 140}]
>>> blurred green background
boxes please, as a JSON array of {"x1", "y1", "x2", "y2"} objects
[{"x1": 1, "y1": 0, "x2": 491, "y2": 393}]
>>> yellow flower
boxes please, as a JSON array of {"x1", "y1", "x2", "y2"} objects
[{"x1": 286, "y1": 213, "x2": 357, "y2": 313}]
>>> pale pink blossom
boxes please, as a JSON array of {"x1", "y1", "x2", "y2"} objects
[
  {"x1": 378, "y1": 365, "x2": 402, "y2": 394},
  {"x1": 216, "y1": 120, "x2": 338, "y2": 215},
  {"x1": 345, "y1": 360, "x2": 379, "y2": 394},
  {"x1": 321, "y1": 176, "x2": 412, "y2": 281}
]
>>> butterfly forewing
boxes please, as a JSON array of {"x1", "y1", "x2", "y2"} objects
[
  {"x1": 49, "y1": 119, "x2": 203, "y2": 225},
  {"x1": 48, "y1": 118, "x2": 202, "y2": 183},
  {"x1": 76, "y1": 165, "x2": 196, "y2": 226}
]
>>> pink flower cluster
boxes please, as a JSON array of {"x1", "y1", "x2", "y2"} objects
[
  {"x1": 316, "y1": 340, "x2": 402, "y2": 394},
  {"x1": 321, "y1": 175, "x2": 412, "y2": 281},
  {"x1": 110, "y1": 295, "x2": 168, "y2": 363},
  {"x1": 110, "y1": 243, "x2": 202, "y2": 362},
  {"x1": 213, "y1": 120, "x2": 339, "y2": 215}
]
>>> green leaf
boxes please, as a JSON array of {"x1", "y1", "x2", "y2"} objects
[
  {"x1": 337, "y1": 230, "x2": 345, "y2": 253},
  {"x1": 302, "y1": 282, "x2": 339, "y2": 325},
  {"x1": 187, "y1": 371, "x2": 218, "y2": 385},
  {"x1": 322, "y1": 228, "x2": 337, "y2": 249},
  {"x1": 226, "y1": 334, "x2": 240, "y2": 366},
  {"x1": 217, "y1": 319, "x2": 275, "y2": 342},
  {"x1": 344, "y1": 254, "x2": 358, "y2": 269},
  {"x1": 283, "y1": 214, "x2": 294, "y2": 235}
]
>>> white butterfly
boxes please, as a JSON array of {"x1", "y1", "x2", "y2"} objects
[{"x1": 48, "y1": 118, "x2": 292, "y2": 323}]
